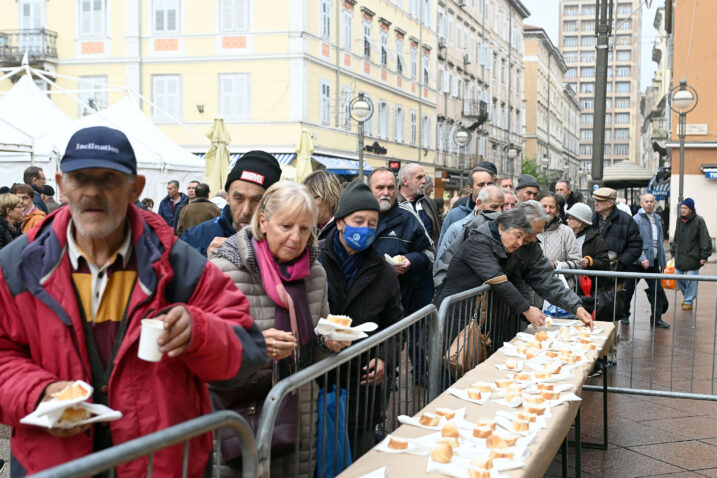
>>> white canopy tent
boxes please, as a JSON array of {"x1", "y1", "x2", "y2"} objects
[{"x1": 52, "y1": 96, "x2": 206, "y2": 204}]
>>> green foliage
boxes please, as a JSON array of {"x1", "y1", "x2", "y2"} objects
[{"x1": 520, "y1": 158, "x2": 557, "y2": 188}]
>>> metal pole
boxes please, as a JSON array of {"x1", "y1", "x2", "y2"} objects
[
  {"x1": 358, "y1": 121, "x2": 365, "y2": 182},
  {"x1": 678, "y1": 112, "x2": 685, "y2": 204},
  {"x1": 591, "y1": 0, "x2": 613, "y2": 185}
]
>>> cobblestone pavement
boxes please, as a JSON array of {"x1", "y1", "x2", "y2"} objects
[{"x1": 545, "y1": 262, "x2": 717, "y2": 477}]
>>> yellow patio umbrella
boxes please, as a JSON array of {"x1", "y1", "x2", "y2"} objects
[
  {"x1": 295, "y1": 129, "x2": 314, "y2": 182},
  {"x1": 204, "y1": 118, "x2": 231, "y2": 195}
]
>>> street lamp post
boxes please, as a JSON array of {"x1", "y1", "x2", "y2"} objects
[
  {"x1": 453, "y1": 126, "x2": 471, "y2": 191},
  {"x1": 669, "y1": 79, "x2": 698, "y2": 204},
  {"x1": 504, "y1": 144, "x2": 518, "y2": 178},
  {"x1": 349, "y1": 93, "x2": 374, "y2": 181},
  {"x1": 540, "y1": 154, "x2": 550, "y2": 190}
]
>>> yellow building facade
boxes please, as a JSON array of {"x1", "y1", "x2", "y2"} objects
[{"x1": 0, "y1": 0, "x2": 437, "y2": 179}]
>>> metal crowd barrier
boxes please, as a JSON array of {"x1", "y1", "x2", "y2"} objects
[
  {"x1": 437, "y1": 285, "x2": 525, "y2": 387},
  {"x1": 557, "y1": 268, "x2": 717, "y2": 399},
  {"x1": 253, "y1": 305, "x2": 440, "y2": 478},
  {"x1": 29, "y1": 410, "x2": 258, "y2": 478}
]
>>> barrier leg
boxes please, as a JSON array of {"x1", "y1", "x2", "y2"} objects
[
  {"x1": 580, "y1": 359, "x2": 609, "y2": 450},
  {"x1": 561, "y1": 437, "x2": 568, "y2": 478},
  {"x1": 574, "y1": 407, "x2": 581, "y2": 478}
]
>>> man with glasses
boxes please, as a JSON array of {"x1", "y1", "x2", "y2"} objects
[{"x1": 23, "y1": 166, "x2": 48, "y2": 214}]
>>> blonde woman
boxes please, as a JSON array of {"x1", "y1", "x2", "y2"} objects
[
  {"x1": 0, "y1": 193, "x2": 23, "y2": 249},
  {"x1": 210, "y1": 181, "x2": 349, "y2": 477},
  {"x1": 302, "y1": 170, "x2": 343, "y2": 233}
]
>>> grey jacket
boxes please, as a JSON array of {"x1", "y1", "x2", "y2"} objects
[
  {"x1": 433, "y1": 212, "x2": 489, "y2": 289},
  {"x1": 633, "y1": 209, "x2": 666, "y2": 268}
]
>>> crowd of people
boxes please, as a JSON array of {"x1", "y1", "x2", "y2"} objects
[{"x1": 0, "y1": 125, "x2": 712, "y2": 476}]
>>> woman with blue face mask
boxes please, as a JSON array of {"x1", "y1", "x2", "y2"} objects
[{"x1": 318, "y1": 180, "x2": 404, "y2": 457}]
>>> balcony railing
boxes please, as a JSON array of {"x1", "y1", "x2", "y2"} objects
[
  {"x1": 0, "y1": 29, "x2": 58, "y2": 64},
  {"x1": 463, "y1": 100, "x2": 488, "y2": 118}
]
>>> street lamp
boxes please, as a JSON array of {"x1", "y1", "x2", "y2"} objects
[
  {"x1": 669, "y1": 79, "x2": 698, "y2": 204},
  {"x1": 500, "y1": 143, "x2": 519, "y2": 178},
  {"x1": 539, "y1": 153, "x2": 550, "y2": 190},
  {"x1": 453, "y1": 126, "x2": 471, "y2": 191},
  {"x1": 350, "y1": 93, "x2": 374, "y2": 181}
]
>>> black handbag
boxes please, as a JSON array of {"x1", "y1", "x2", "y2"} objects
[{"x1": 581, "y1": 288, "x2": 625, "y2": 322}]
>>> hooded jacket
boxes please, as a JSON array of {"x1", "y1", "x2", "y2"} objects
[
  {"x1": 592, "y1": 206, "x2": 642, "y2": 269},
  {"x1": 633, "y1": 208, "x2": 666, "y2": 268},
  {"x1": 180, "y1": 204, "x2": 236, "y2": 256},
  {"x1": 670, "y1": 211, "x2": 712, "y2": 271},
  {"x1": 0, "y1": 205, "x2": 265, "y2": 476}
]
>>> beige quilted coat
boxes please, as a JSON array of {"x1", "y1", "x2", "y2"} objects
[{"x1": 210, "y1": 226, "x2": 329, "y2": 478}]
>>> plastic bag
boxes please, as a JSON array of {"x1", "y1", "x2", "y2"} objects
[
  {"x1": 542, "y1": 274, "x2": 573, "y2": 317},
  {"x1": 316, "y1": 385, "x2": 352, "y2": 478},
  {"x1": 662, "y1": 259, "x2": 676, "y2": 290}
]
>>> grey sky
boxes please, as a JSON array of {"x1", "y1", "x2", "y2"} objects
[{"x1": 519, "y1": 0, "x2": 658, "y2": 91}]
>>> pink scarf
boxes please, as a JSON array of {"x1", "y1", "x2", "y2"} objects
[{"x1": 252, "y1": 238, "x2": 313, "y2": 344}]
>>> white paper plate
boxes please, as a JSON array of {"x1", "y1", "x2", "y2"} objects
[
  {"x1": 384, "y1": 253, "x2": 406, "y2": 266},
  {"x1": 398, "y1": 408, "x2": 467, "y2": 431},
  {"x1": 375, "y1": 435, "x2": 430, "y2": 455},
  {"x1": 314, "y1": 318, "x2": 377, "y2": 341},
  {"x1": 449, "y1": 387, "x2": 491, "y2": 405},
  {"x1": 21, "y1": 402, "x2": 122, "y2": 429}
]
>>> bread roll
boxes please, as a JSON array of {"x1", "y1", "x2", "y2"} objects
[
  {"x1": 388, "y1": 436, "x2": 409, "y2": 450},
  {"x1": 326, "y1": 314, "x2": 352, "y2": 327},
  {"x1": 470, "y1": 382, "x2": 493, "y2": 393},
  {"x1": 525, "y1": 350, "x2": 537, "y2": 360},
  {"x1": 467, "y1": 468, "x2": 491, "y2": 478},
  {"x1": 517, "y1": 411, "x2": 537, "y2": 423},
  {"x1": 59, "y1": 406, "x2": 90, "y2": 423},
  {"x1": 537, "y1": 383, "x2": 554, "y2": 391},
  {"x1": 476, "y1": 418, "x2": 497, "y2": 430},
  {"x1": 525, "y1": 404, "x2": 546, "y2": 415},
  {"x1": 437, "y1": 437, "x2": 460, "y2": 449},
  {"x1": 392, "y1": 255, "x2": 405, "y2": 263},
  {"x1": 513, "y1": 419, "x2": 530, "y2": 432},
  {"x1": 505, "y1": 359, "x2": 517, "y2": 370},
  {"x1": 52, "y1": 383, "x2": 88, "y2": 401},
  {"x1": 435, "y1": 408, "x2": 455, "y2": 420},
  {"x1": 535, "y1": 331, "x2": 548, "y2": 342},
  {"x1": 541, "y1": 390, "x2": 560, "y2": 400},
  {"x1": 486, "y1": 434, "x2": 506, "y2": 449},
  {"x1": 560, "y1": 327, "x2": 572, "y2": 340},
  {"x1": 490, "y1": 450, "x2": 514, "y2": 460},
  {"x1": 470, "y1": 456, "x2": 493, "y2": 470},
  {"x1": 431, "y1": 442, "x2": 453, "y2": 463},
  {"x1": 467, "y1": 389, "x2": 482, "y2": 400},
  {"x1": 546, "y1": 350, "x2": 559, "y2": 358},
  {"x1": 515, "y1": 373, "x2": 531, "y2": 381},
  {"x1": 495, "y1": 378, "x2": 513, "y2": 389},
  {"x1": 419, "y1": 412, "x2": 441, "y2": 427},
  {"x1": 441, "y1": 422, "x2": 459, "y2": 438},
  {"x1": 473, "y1": 425, "x2": 493, "y2": 438},
  {"x1": 534, "y1": 371, "x2": 550, "y2": 380},
  {"x1": 502, "y1": 433, "x2": 519, "y2": 446}
]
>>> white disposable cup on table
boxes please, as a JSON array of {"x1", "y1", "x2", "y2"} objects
[{"x1": 138, "y1": 318, "x2": 164, "y2": 362}]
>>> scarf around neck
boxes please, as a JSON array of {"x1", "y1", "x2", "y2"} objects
[{"x1": 251, "y1": 238, "x2": 315, "y2": 345}]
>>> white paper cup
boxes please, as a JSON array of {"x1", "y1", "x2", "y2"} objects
[{"x1": 138, "y1": 318, "x2": 164, "y2": 362}]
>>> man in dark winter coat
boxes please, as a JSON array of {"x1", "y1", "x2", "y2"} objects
[
  {"x1": 555, "y1": 180, "x2": 578, "y2": 223},
  {"x1": 157, "y1": 180, "x2": 188, "y2": 227},
  {"x1": 440, "y1": 166, "x2": 495, "y2": 237},
  {"x1": 175, "y1": 183, "x2": 221, "y2": 236},
  {"x1": 181, "y1": 151, "x2": 282, "y2": 256},
  {"x1": 670, "y1": 197, "x2": 713, "y2": 310},
  {"x1": 318, "y1": 180, "x2": 404, "y2": 455},
  {"x1": 591, "y1": 187, "x2": 642, "y2": 270}
]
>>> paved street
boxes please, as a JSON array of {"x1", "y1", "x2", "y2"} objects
[{"x1": 546, "y1": 262, "x2": 717, "y2": 477}]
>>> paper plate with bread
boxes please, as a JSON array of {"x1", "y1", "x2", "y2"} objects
[
  {"x1": 315, "y1": 314, "x2": 378, "y2": 341},
  {"x1": 398, "y1": 408, "x2": 466, "y2": 430},
  {"x1": 384, "y1": 253, "x2": 406, "y2": 266},
  {"x1": 375, "y1": 435, "x2": 431, "y2": 455},
  {"x1": 21, "y1": 381, "x2": 122, "y2": 429}
]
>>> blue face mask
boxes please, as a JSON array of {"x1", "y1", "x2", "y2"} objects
[{"x1": 342, "y1": 225, "x2": 376, "y2": 251}]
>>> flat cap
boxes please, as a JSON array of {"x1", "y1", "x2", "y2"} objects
[{"x1": 592, "y1": 187, "x2": 617, "y2": 201}]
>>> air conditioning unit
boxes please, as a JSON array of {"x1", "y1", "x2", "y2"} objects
[
  {"x1": 457, "y1": 0, "x2": 468, "y2": 6},
  {"x1": 438, "y1": 36, "x2": 447, "y2": 48},
  {"x1": 464, "y1": 53, "x2": 471, "y2": 64}
]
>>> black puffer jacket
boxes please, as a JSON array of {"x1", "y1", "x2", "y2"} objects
[
  {"x1": 670, "y1": 212, "x2": 713, "y2": 271},
  {"x1": 0, "y1": 216, "x2": 20, "y2": 250},
  {"x1": 579, "y1": 226, "x2": 610, "y2": 271},
  {"x1": 318, "y1": 229, "x2": 404, "y2": 429},
  {"x1": 592, "y1": 207, "x2": 642, "y2": 269}
]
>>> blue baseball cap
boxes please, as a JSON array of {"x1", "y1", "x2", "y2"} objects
[{"x1": 61, "y1": 126, "x2": 137, "y2": 175}]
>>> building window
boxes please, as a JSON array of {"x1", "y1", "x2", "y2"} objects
[
  {"x1": 377, "y1": 101, "x2": 389, "y2": 139},
  {"x1": 20, "y1": 0, "x2": 46, "y2": 29},
  {"x1": 616, "y1": 50, "x2": 631, "y2": 61},
  {"x1": 619, "y1": 19, "x2": 631, "y2": 30},
  {"x1": 341, "y1": 87, "x2": 352, "y2": 130},
  {"x1": 564, "y1": 21, "x2": 577, "y2": 32},
  {"x1": 616, "y1": 34, "x2": 631, "y2": 45},
  {"x1": 582, "y1": 21, "x2": 594, "y2": 32},
  {"x1": 420, "y1": 114, "x2": 430, "y2": 148},
  {"x1": 342, "y1": 9, "x2": 352, "y2": 51},
  {"x1": 615, "y1": 128, "x2": 629, "y2": 139},
  {"x1": 564, "y1": 5, "x2": 578, "y2": 16},
  {"x1": 615, "y1": 113, "x2": 630, "y2": 124},
  {"x1": 581, "y1": 51, "x2": 595, "y2": 63},
  {"x1": 396, "y1": 38, "x2": 405, "y2": 75},
  {"x1": 362, "y1": 21, "x2": 371, "y2": 59},
  {"x1": 580, "y1": 82, "x2": 594, "y2": 94},
  {"x1": 581, "y1": 98, "x2": 594, "y2": 110},
  {"x1": 604, "y1": 144, "x2": 611, "y2": 156},
  {"x1": 219, "y1": 0, "x2": 249, "y2": 32},
  {"x1": 565, "y1": 68, "x2": 577, "y2": 79},
  {"x1": 152, "y1": 74, "x2": 181, "y2": 122},
  {"x1": 78, "y1": 75, "x2": 107, "y2": 116},
  {"x1": 605, "y1": 113, "x2": 611, "y2": 125},
  {"x1": 617, "y1": 3, "x2": 632, "y2": 15},
  {"x1": 380, "y1": 30, "x2": 388, "y2": 66},
  {"x1": 320, "y1": 0, "x2": 331, "y2": 38},
  {"x1": 580, "y1": 129, "x2": 593, "y2": 140},
  {"x1": 581, "y1": 113, "x2": 593, "y2": 125},
  {"x1": 581, "y1": 36, "x2": 596, "y2": 47},
  {"x1": 362, "y1": 94, "x2": 373, "y2": 136},
  {"x1": 79, "y1": 0, "x2": 106, "y2": 37},
  {"x1": 582, "y1": 5, "x2": 596, "y2": 15},
  {"x1": 219, "y1": 73, "x2": 250, "y2": 120},
  {"x1": 564, "y1": 36, "x2": 578, "y2": 48},
  {"x1": 422, "y1": 0, "x2": 431, "y2": 27},
  {"x1": 409, "y1": 0, "x2": 418, "y2": 19},
  {"x1": 614, "y1": 144, "x2": 629, "y2": 155},
  {"x1": 447, "y1": 16, "x2": 453, "y2": 46},
  {"x1": 422, "y1": 53, "x2": 429, "y2": 86},
  {"x1": 604, "y1": 128, "x2": 612, "y2": 140},
  {"x1": 580, "y1": 144, "x2": 592, "y2": 156},
  {"x1": 617, "y1": 66, "x2": 631, "y2": 77},
  {"x1": 153, "y1": 0, "x2": 179, "y2": 34},
  {"x1": 581, "y1": 67, "x2": 595, "y2": 78},
  {"x1": 320, "y1": 80, "x2": 331, "y2": 126},
  {"x1": 409, "y1": 110, "x2": 417, "y2": 145},
  {"x1": 564, "y1": 52, "x2": 577, "y2": 63},
  {"x1": 616, "y1": 81, "x2": 630, "y2": 93},
  {"x1": 394, "y1": 106, "x2": 404, "y2": 142},
  {"x1": 410, "y1": 46, "x2": 417, "y2": 80}
]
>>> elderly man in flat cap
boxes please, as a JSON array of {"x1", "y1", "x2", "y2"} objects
[{"x1": 0, "y1": 126, "x2": 266, "y2": 476}]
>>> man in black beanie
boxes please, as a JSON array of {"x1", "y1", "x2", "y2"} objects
[{"x1": 181, "y1": 150, "x2": 282, "y2": 256}]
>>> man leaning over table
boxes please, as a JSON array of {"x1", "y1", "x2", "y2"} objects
[{"x1": 0, "y1": 126, "x2": 266, "y2": 476}]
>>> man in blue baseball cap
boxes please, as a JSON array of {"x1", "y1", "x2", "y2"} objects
[{"x1": 0, "y1": 126, "x2": 265, "y2": 475}]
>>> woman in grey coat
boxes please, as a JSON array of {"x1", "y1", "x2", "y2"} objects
[{"x1": 210, "y1": 181, "x2": 349, "y2": 477}]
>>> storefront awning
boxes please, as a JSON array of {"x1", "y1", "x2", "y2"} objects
[
  {"x1": 312, "y1": 154, "x2": 375, "y2": 175},
  {"x1": 194, "y1": 152, "x2": 296, "y2": 167},
  {"x1": 647, "y1": 175, "x2": 670, "y2": 200}
]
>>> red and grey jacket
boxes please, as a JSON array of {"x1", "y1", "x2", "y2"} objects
[{"x1": 0, "y1": 205, "x2": 266, "y2": 477}]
